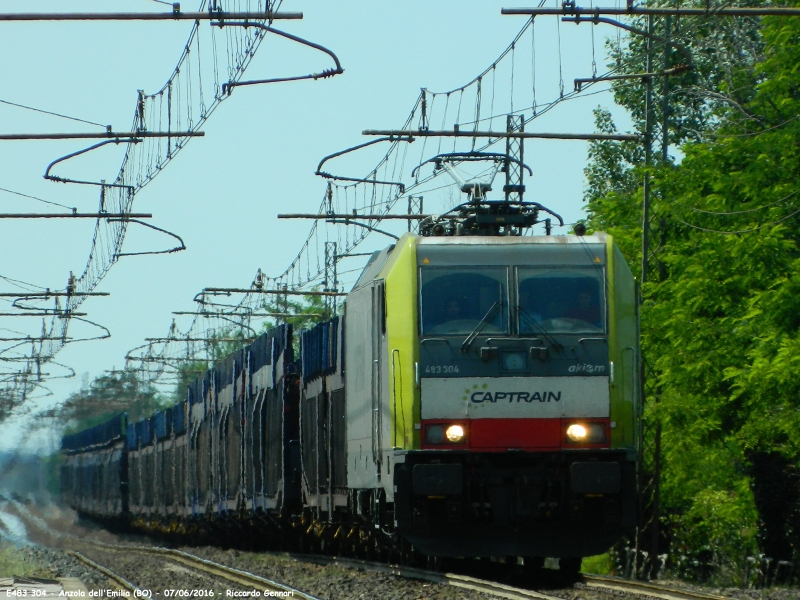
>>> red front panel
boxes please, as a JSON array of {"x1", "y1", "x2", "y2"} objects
[
  {"x1": 472, "y1": 418, "x2": 561, "y2": 450},
  {"x1": 421, "y1": 418, "x2": 611, "y2": 451}
]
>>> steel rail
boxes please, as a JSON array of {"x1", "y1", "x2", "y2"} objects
[
  {"x1": 8, "y1": 505, "x2": 543, "y2": 600},
  {"x1": 581, "y1": 575, "x2": 732, "y2": 600},
  {"x1": 291, "y1": 554, "x2": 562, "y2": 600},
  {"x1": 0, "y1": 11, "x2": 303, "y2": 21},
  {"x1": 9, "y1": 505, "x2": 728, "y2": 600},
  {"x1": 65, "y1": 551, "x2": 140, "y2": 594},
  {"x1": 146, "y1": 548, "x2": 322, "y2": 600},
  {"x1": 19, "y1": 508, "x2": 321, "y2": 600},
  {"x1": 68, "y1": 542, "x2": 321, "y2": 600}
]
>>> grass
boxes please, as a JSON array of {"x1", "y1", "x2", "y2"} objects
[
  {"x1": 0, "y1": 542, "x2": 52, "y2": 579},
  {"x1": 581, "y1": 552, "x2": 615, "y2": 575}
]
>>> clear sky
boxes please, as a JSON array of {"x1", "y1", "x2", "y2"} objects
[{"x1": 0, "y1": 0, "x2": 633, "y2": 452}]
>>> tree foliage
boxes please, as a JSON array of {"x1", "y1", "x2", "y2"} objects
[
  {"x1": 44, "y1": 368, "x2": 170, "y2": 437},
  {"x1": 168, "y1": 291, "x2": 336, "y2": 401},
  {"x1": 585, "y1": 3, "x2": 800, "y2": 582}
]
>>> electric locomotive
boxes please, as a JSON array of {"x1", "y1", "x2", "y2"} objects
[
  {"x1": 336, "y1": 197, "x2": 640, "y2": 566},
  {"x1": 61, "y1": 192, "x2": 640, "y2": 572}
]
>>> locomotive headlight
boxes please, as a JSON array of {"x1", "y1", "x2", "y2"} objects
[
  {"x1": 566, "y1": 424, "x2": 588, "y2": 442},
  {"x1": 445, "y1": 425, "x2": 465, "y2": 443},
  {"x1": 425, "y1": 424, "x2": 466, "y2": 444},
  {"x1": 425, "y1": 425, "x2": 445, "y2": 444},
  {"x1": 566, "y1": 422, "x2": 607, "y2": 443},
  {"x1": 586, "y1": 423, "x2": 607, "y2": 443}
]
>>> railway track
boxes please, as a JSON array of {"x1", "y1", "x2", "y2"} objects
[
  {"x1": 581, "y1": 575, "x2": 731, "y2": 600},
  {"x1": 296, "y1": 554, "x2": 564, "y2": 600},
  {"x1": 67, "y1": 550, "x2": 140, "y2": 594},
  {"x1": 75, "y1": 543, "x2": 323, "y2": 600},
  {"x1": 8, "y1": 502, "x2": 319, "y2": 598},
  {"x1": 11, "y1": 503, "x2": 736, "y2": 600},
  {"x1": 295, "y1": 554, "x2": 737, "y2": 600}
]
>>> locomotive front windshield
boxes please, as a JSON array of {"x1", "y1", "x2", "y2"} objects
[
  {"x1": 518, "y1": 267, "x2": 606, "y2": 334},
  {"x1": 420, "y1": 267, "x2": 509, "y2": 335}
]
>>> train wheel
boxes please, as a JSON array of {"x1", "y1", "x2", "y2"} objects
[
  {"x1": 426, "y1": 555, "x2": 447, "y2": 572},
  {"x1": 558, "y1": 557, "x2": 582, "y2": 583},
  {"x1": 523, "y1": 556, "x2": 545, "y2": 581}
]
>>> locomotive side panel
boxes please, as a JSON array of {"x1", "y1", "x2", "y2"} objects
[
  {"x1": 381, "y1": 235, "x2": 420, "y2": 455},
  {"x1": 608, "y1": 239, "x2": 639, "y2": 450},
  {"x1": 344, "y1": 285, "x2": 382, "y2": 489}
]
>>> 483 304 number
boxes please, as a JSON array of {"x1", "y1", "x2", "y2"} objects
[{"x1": 424, "y1": 365, "x2": 459, "y2": 374}]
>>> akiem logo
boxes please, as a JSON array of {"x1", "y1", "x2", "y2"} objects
[
  {"x1": 470, "y1": 390, "x2": 561, "y2": 403},
  {"x1": 568, "y1": 363, "x2": 606, "y2": 373}
]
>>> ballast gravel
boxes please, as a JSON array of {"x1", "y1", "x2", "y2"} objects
[
  {"x1": 8, "y1": 502, "x2": 800, "y2": 600},
  {"x1": 180, "y1": 546, "x2": 497, "y2": 600},
  {"x1": 10, "y1": 545, "x2": 110, "y2": 589},
  {"x1": 66, "y1": 542, "x2": 259, "y2": 596}
]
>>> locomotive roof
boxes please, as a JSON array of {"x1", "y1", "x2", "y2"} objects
[
  {"x1": 350, "y1": 233, "x2": 611, "y2": 292},
  {"x1": 416, "y1": 233, "x2": 609, "y2": 245}
]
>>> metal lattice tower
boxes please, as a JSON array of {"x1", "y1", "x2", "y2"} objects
[
  {"x1": 324, "y1": 242, "x2": 338, "y2": 315},
  {"x1": 407, "y1": 196, "x2": 424, "y2": 232},
  {"x1": 504, "y1": 114, "x2": 525, "y2": 202}
]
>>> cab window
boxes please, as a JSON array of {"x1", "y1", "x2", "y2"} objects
[
  {"x1": 420, "y1": 267, "x2": 509, "y2": 336},
  {"x1": 517, "y1": 268, "x2": 606, "y2": 334}
]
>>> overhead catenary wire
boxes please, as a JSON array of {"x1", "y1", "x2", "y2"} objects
[
  {"x1": 683, "y1": 187, "x2": 800, "y2": 216},
  {"x1": 0, "y1": 0, "x2": 337, "y2": 416},
  {"x1": 673, "y1": 208, "x2": 800, "y2": 235},
  {"x1": 123, "y1": 2, "x2": 727, "y2": 394},
  {"x1": 0, "y1": 186, "x2": 75, "y2": 212},
  {"x1": 0, "y1": 98, "x2": 108, "y2": 129}
]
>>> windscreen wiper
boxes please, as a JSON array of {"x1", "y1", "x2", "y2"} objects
[
  {"x1": 518, "y1": 305, "x2": 563, "y2": 352},
  {"x1": 461, "y1": 301, "x2": 502, "y2": 354}
]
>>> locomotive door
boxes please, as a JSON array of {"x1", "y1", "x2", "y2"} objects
[{"x1": 371, "y1": 281, "x2": 385, "y2": 481}]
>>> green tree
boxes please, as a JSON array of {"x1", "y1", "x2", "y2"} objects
[
  {"x1": 584, "y1": 3, "x2": 800, "y2": 582},
  {"x1": 169, "y1": 291, "x2": 337, "y2": 401}
]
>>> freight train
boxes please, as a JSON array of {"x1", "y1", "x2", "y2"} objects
[{"x1": 62, "y1": 205, "x2": 640, "y2": 577}]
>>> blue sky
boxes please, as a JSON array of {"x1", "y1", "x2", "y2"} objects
[{"x1": 0, "y1": 0, "x2": 633, "y2": 451}]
